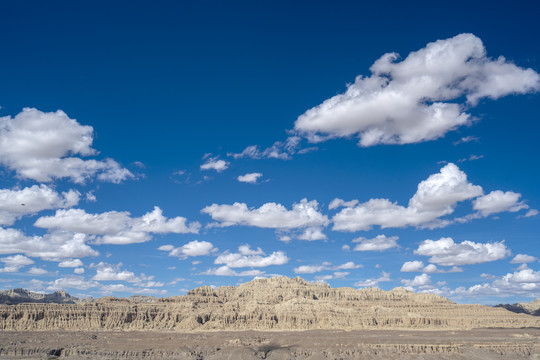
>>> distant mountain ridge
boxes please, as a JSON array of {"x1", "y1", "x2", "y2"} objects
[
  {"x1": 495, "y1": 298, "x2": 540, "y2": 316},
  {"x1": 0, "y1": 288, "x2": 158, "y2": 305},
  {"x1": 0, "y1": 288, "x2": 81, "y2": 305}
]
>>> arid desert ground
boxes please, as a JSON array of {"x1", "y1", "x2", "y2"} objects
[{"x1": 1, "y1": 328, "x2": 539, "y2": 359}]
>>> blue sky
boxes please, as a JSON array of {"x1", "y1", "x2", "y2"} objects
[{"x1": 0, "y1": 0, "x2": 539, "y2": 304}]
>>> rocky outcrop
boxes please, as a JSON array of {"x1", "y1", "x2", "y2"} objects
[
  {"x1": 496, "y1": 298, "x2": 540, "y2": 316},
  {"x1": 0, "y1": 277, "x2": 539, "y2": 331}
]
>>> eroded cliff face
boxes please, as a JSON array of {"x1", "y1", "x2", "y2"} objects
[{"x1": 1, "y1": 276, "x2": 538, "y2": 331}]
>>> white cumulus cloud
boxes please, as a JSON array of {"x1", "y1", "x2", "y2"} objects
[
  {"x1": 0, "y1": 254, "x2": 34, "y2": 273},
  {"x1": 333, "y1": 163, "x2": 483, "y2": 231},
  {"x1": 58, "y1": 259, "x2": 84, "y2": 268},
  {"x1": 34, "y1": 206, "x2": 200, "y2": 245},
  {"x1": 0, "y1": 185, "x2": 80, "y2": 226},
  {"x1": 510, "y1": 254, "x2": 538, "y2": 264},
  {"x1": 414, "y1": 237, "x2": 510, "y2": 266},
  {"x1": 457, "y1": 268, "x2": 540, "y2": 298},
  {"x1": 400, "y1": 260, "x2": 462, "y2": 273},
  {"x1": 472, "y1": 190, "x2": 528, "y2": 217},
  {"x1": 0, "y1": 228, "x2": 98, "y2": 261},
  {"x1": 202, "y1": 199, "x2": 329, "y2": 235}
]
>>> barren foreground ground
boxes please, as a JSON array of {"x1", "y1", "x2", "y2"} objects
[{"x1": 1, "y1": 328, "x2": 539, "y2": 360}]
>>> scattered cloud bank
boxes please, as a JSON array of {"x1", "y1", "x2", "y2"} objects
[
  {"x1": 91, "y1": 262, "x2": 164, "y2": 288},
  {"x1": 214, "y1": 245, "x2": 288, "y2": 268},
  {"x1": 29, "y1": 272, "x2": 167, "y2": 295},
  {"x1": 293, "y1": 261, "x2": 362, "y2": 274},
  {"x1": 354, "y1": 271, "x2": 391, "y2": 287},
  {"x1": 201, "y1": 266, "x2": 265, "y2": 277},
  {"x1": 294, "y1": 33, "x2": 540, "y2": 146},
  {"x1": 199, "y1": 245, "x2": 288, "y2": 278},
  {"x1": 0, "y1": 254, "x2": 34, "y2": 273},
  {"x1": 0, "y1": 108, "x2": 133, "y2": 183},
  {"x1": 34, "y1": 206, "x2": 200, "y2": 245},
  {"x1": 414, "y1": 237, "x2": 510, "y2": 266},
  {"x1": 0, "y1": 227, "x2": 98, "y2": 261},
  {"x1": 400, "y1": 260, "x2": 463, "y2": 273},
  {"x1": 456, "y1": 267, "x2": 540, "y2": 298},
  {"x1": 202, "y1": 198, "x2": 329, "y2": 240},
  {"x1": 230, "y1": 136, "x2": 311, "y2": 160}
]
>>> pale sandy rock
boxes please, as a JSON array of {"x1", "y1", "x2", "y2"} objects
[{"x1": 0, "y1": 276, "x2": 539, "y2": 331}]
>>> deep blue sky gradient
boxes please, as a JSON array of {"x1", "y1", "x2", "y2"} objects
[{"x1": 0, "y1": 0, "x2": 539, "y2": 303}]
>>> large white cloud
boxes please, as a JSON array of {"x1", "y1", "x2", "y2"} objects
[
  {"x1": 0, "y1": 185, "x2": 80, "y2": 225},
  {"x1": 0, "y1": 228, "x2": 98, "y2": 261},
  {"x1": 295, "y1": 34, "x2": 540, "y2": 146},
  {"x1": 457, "y1": 268, "x2": 540, "y2": 298},
  {"x1": 202, "y1": 198, "x2": 329, "y2": 232},
  {"x1": 414, "y1": 237, "x2": 510, "y2": 266},
  {"x1": 332, "y1": 163, "x2": 483, "y2": 231},
  {"x1": 0, "y1": 108, "x2": 133, "y2": 183},
  {"x1": 34, "y1": 206, "x2": 200, "y2": 245}
]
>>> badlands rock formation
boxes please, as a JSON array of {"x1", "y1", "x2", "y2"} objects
[{"x1": 1, "y1": 276, "x2": 539, "y2": 331}]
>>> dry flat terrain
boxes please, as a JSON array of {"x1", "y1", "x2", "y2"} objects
[{"x1": 0, "y1": 328, "x2": 539, "y2": 359}]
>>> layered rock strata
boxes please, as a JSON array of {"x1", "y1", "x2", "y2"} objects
[{"x1": 1, "y1": 277, "x2": 539, "y2": 331}]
